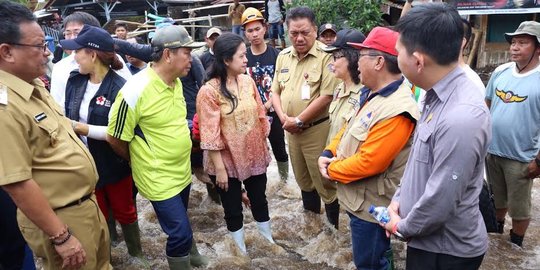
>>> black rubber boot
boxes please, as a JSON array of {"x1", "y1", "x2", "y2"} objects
[
  {"x1": 510, "y1": 229, "x2": 524, "y2": 247},
  {"x1": 497, "y1": 220, "x2": 505, "y2": 234},
  {"x1": 384, "y1": 248, "x2": 395, "y2": 270},
  {"x1": 324, "y1": 200, "x2": 340, "y2": 229},
  {"x1": 301, "y1": 190, "x2": 321, "y2": 214}
]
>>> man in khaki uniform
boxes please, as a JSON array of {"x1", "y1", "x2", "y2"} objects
[
  {"x1": 271, "y1": 6, "x2": 341, "y2": 228},
  {"x1": 0, "y1": 2, "x2": 110, "y2": 269}
]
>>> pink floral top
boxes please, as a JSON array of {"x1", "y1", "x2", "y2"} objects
[{"x1": 196, "y1": 74, "x2": 271, "y2": 181}]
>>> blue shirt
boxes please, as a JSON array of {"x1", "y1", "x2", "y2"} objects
[
  {"x1": 486, "y1": 62, "x2": 540, "y2": 162},
  {"x1": 394, "y1": 66, "x2": 491, "y2": 258}
]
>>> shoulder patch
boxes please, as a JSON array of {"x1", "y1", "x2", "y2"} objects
[
  {"x1": 0, "y1": 84, "x2": 8, "y2": 105},
  {"x1": 279, "y1": 47, "x2": 292, "y2": 55}
]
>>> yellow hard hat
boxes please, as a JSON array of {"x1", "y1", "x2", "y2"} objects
[{"x1": 241, "y1": 7, "x2": 264, "y2": 26}]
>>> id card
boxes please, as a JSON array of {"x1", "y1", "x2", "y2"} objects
[
  {"x1": 0, "y1": 85, "x2": 8, "y2": 105},
  {"x1": 301, "y1": 82, "x2": 310, "y2": 100}
]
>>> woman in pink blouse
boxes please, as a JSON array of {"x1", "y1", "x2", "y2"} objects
[{"x1": 196, "y1": 33, "x2": 274, "y2": 255}]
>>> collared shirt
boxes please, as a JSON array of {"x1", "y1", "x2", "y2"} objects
[
  {"x1": 50, "y1": 53, "x2": 132, "y2": 113},
  {"x1": 394, "y1": 66, "x2": 491, "y2": 257},
  {"x1": 271, "y1": 41, "x2": 340, "y2": 119},
  {"x1": 107, "y1": 66, "x2": 192, "y2": 201},
  {"x1": 0, "y1": 70, "x2": 98, "y2": 209},
  {"x1": 327, "y1": 81, "x2": 362, "y2": 144}
]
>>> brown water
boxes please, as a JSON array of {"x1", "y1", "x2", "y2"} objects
[{"x1": 35, "y1": 159, "x2": 540, "y2": 269}]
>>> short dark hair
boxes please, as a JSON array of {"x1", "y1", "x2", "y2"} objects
[
  {"x1": 150, "y1": 47, "x2": 178, "y2": 62},
  {"x1": 395, "y1": 3, "x2": 463, "y2": 65},
  {"x1": 115, "y1": 22, "x2": 128, "y2": 31},
  {"x1": 382, "y1": 53, "x2": 400, "y2": 74},
  {"x1": 338, "y1": 48, "x2": 360, "y2": 85},
  {"x1": 0, "y1": 1, "x2": 36, "y2": 44},
  {"x1": 285, "y1": 6, "x2": 316, "y2": 27},
  {"x1": 63, "y1": 11, "x2": 100, "y2": 29},
  {"x1": 462, "y1": 18, "x2": 472, "y2": 48}
]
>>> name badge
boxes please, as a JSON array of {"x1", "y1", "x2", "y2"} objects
[
  {"x1": 34, "y1": 112, "x2": 47, "y2": 122},
  {"x1": 301, "y1": 82, "x2": 310, "y2": 100},
  {"x1": 0, "y1": 85, "x2": 8, "y2": 105}
]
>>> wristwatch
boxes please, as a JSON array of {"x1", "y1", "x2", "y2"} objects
[
  {"x1": 294, "y1": 117, "x2": 304, "y2": 128},
  {"x1": 535, "y1": 157, "x2": 540, "y2": 167}
]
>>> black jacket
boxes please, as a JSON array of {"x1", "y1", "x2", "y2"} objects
[
  {"x1": 65, "y1": 69, "x2": 131, "y2": 188},
  {"x1": 113, "y1": 39, "x2": 205, "y2": 120}
]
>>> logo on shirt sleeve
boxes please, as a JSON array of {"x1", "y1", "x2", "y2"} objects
[{"x1": 496, "y1": 89, "x2": 527, "y2": 103}]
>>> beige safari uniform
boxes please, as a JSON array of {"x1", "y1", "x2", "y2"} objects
[
  {"x1": 271, "y1": 41, "x2": 340, "y2": 203},
  {"x1": 335, "y1": 83, "x2": 419, "y2": 221},
  {"x1": 327, "y1": 82, "x2": 362, "y2": 145},
  {"x1": 0, "y1": 70, "x2": 111, "y2": 270}
]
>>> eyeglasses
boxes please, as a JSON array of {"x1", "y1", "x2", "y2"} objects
[{"x1": 8, "y1": 41, "x2": 48, "y2": 52}]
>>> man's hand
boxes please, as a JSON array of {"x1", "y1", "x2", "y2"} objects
[
  {"x1": 382, "y1": 201, "x2": 401, "y2": 237},
  {"x1": 527, "y1": 160, "x2": 540, "y2": 179},
  {"x1": 282, "y1": 116, "x2": 303, "y2": 134},
  {"x1": 318, "y1": 156, "x2": 334, "y2": 179},
  {"x1": 216, "y1": 168, "x2": 229, "y2": 192},
  {"x1": 54, "y1": 235, "x2": 87, "y2": 269}
]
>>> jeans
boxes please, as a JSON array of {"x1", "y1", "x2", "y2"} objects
[
  {"x1": 150, "y1": 185, "x2": 193, "y2": 257},
  {"x1": 232, "y1": 25, "x2": 243, "y2": 37},
  {"x1": 406, "y1": 246, "x2": 484, "y2": 270},
  {"x1": 269, "y1": 22, "x2": 285, "y2": 40},
  {"x1": 268, "y1": 111, "x2": 288, "y2": 162},
  {"x1": 348, "y1": 212, "x2": 390, "y2": 270},
  {"x1": 210, "y1": 174, "x2": 270, "y2": 231}
]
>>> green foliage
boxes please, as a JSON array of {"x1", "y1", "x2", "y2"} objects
[{"x1": 286, "y1": 0, "x2": 382, "y2": 34}]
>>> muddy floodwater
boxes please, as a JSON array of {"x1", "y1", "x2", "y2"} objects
[{"x1": 34, "y1": 158, "x2": 540, "y2": 269}]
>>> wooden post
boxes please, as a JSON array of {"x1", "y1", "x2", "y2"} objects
[{"x1": 468, "y1": 29, "x2": 482, "y2": 67}]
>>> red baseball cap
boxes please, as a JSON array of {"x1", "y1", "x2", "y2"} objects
[{"x1": 347, "y1": 27, "x2": 399, "y2": 56}]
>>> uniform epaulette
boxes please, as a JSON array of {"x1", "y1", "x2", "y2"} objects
[{"x1": 279, "y1": 47, "x2": 292, "y2": 55}]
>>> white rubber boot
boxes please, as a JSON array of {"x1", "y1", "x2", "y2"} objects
[
  {"x1": 229, "y1": 227, "x2": 247, "y2": 254},
  {"x1": 256, "y1": 221, "x2": 275, "y2": 244}
]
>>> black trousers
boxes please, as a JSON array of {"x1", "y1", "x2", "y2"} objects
[
  {"x1": 268, "y1": 111, "x2": 288, "y2": 162},
  {"x1": 406, "y1": 246, "x2": 484, "y2": 270},
  {"x1": 0, "y1": 189, "x2": 26, "y2": 270},
  {"x1": 210, "y1": 174, "x2": 270, "y2": 232}
]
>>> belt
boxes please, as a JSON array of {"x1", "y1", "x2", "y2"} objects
[
  {"x1": 303, "y1": 116, "x2": 329, "y2": 129},
  {"x1": 54, "y1": 193, "x2": 93, "y2": 211}
]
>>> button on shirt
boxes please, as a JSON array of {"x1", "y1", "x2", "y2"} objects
[
  {"x1": 393, "y1": 66, "x2": 491, "y2": 258},
  {"x1": 0, "y1": 70, "x2": 98, "y2": 209}
]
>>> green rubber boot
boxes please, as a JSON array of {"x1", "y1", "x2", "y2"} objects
[
  {"x1": 167, "y1": 255, "x2": 191, "y2": 270},
  {"x1": 190, "y1": 241, "x2": 209, "y2": 267},
  {"x1": 385, "y1": 248, "x2": 395, "y2": 270},
  {"x1": 277, "y1": 161, "x2": 289, "y2": 182}
]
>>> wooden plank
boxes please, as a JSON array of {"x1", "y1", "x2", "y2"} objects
[{"x1": 183, "y1": 1, "x2": 264, "y2": 12}]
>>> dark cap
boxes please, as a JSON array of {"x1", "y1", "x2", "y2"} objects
[
  {"x1": 348, "y1": 27, "x2": 399, "y2": 56},
  {"x1": 60, "y1": 24, "x2": 114, "y2": 52},
  {"x1": 151, "y1": 25, "x2": 205, "y2": 51},
  {"x1": 318, "y1": 23, "x2": 337, "y2": 36},
  {"x1": 322, "y1": 29, "x2": 366, "y2": 52}
]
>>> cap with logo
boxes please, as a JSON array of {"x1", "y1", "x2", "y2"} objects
[
  {"x1": 322, "y1": 29, "x2": 366, "y2": 52},
  {"x1": 151, "y1": 25, "x2": 206, "y2": 52},
  {"x1": 242, "y1": 7, "x2": 265, "y2": 26},
  {"x1": 60, "y1": 24, "x2": 114, "y2": 52},
  {"x1": 206, "y1": 27, "x2": 222, "y2": 39},
  {"x1": 504, "y1": 21, "x2": 540, "y2": 44},
  {"x1": 348, "y1": 27, "x2": 399, "y2": 56},
  {"x1": 318, "y1": 23, "x2": 338, "y2": 36}
]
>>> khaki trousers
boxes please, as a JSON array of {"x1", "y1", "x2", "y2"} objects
[{"x1": 17, "y1": 195, "x2": 112, "y2": 270}]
